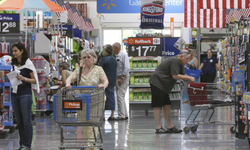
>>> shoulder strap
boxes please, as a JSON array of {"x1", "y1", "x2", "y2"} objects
[{"x1": 79, "y1": 66, "x2": 83, "y2": 81}]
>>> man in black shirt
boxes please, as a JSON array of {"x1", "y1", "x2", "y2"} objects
[{"x1": 150, "y1": 50, "x2": 195, "y2": 133}]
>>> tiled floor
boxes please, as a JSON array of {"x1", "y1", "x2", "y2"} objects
[{"x1": 1, "y1": 103, "x2": 249, "y2": 150}]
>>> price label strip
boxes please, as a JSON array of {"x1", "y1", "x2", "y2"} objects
[{"x1": 0, "y1": 14, "x2": 20, "y2": 34}]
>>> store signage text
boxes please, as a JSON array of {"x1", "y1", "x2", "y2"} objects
[
  {"x1": 52, "y1": 25, "x2": 73, "y2": 38},
  {"x1": 97, "y1": 0, "x2": 184, "y2": 13},
  {"x1": 128, "y1": 38, "x2": 161, "y2": 45},
  {"x1": 63, "y1": 100, "x2": 82, "y2": 110},
  {"x1": 162, "y1": 50, "x2": 175, "y2": 56},
  {"x1": 0, "y1": 14, "x2": 19, "y2": 34},
  {"x1": 141, "y1": 4, "x2": 164, "y2": 15},
  {"x1": 128, "y1": 38, "x2": 162, "y2": 56}
]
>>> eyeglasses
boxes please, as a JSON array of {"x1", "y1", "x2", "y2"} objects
[{"x1": 83, "y1": 56, "x2": 91, "y2": 59}]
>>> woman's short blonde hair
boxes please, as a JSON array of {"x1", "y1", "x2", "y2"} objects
[{"x1": 81, "y1": 49, "x2": 97, "y2": 63}]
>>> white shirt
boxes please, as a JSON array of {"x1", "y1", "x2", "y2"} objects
[{"x1": 116, "y1": 50, "x2": 130, "y2": 77}]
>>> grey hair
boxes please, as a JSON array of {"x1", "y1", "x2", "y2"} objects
[
  {"x1": 60, "y1": 62, "x2": 70, "y2": 70},
  {"x1": 113, "y1": 42, "x2": 121, "y2": 49},
  {"x1": 178, "y1": 50, "x2": 190, "y2": 56},
  {"x1": 103, "y1": 44, "x2": 113, "y2": 55},
  {"x1": 81, "y1": 49, "x2": 97, "y2": 63}
]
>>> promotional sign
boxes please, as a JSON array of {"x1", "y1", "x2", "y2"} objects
[
  {"x1": 52, "y1": 25, "x2": 73, "y2": 38},
  {"x1": 161, "y1": 37, "x2": 180, "y2": 56},
  {"x1": 0, "y1": 14, "x2": 19, "y2": 34},
  {"x1": 128, "y1": 37, "x2": 161, "y2": 56},
  {"x1": 97, "y1": 0, "x2": 184, "y2": 13},
  {"x1": 63, "y1": 100, "x2": 82, "y2": 110},
  {"x1": 170, "y1": 17, "x2": 174, "y2": 37},
  {"x1": 140, "y1": 0, "x2": 165, "y2": 29},
  {"x1": 232, "y1": 66, "x2": 245, "y2": 95}
]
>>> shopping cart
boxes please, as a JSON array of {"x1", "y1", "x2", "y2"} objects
[
  {"x1": 183, "y1": 82, "x2": 235, "y2": 134},
  {"x1": 53, "y1": 86, "x2": 105, "y2": 150}
]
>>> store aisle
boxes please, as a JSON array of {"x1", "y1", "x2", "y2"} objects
[{"x1": 0, "y1": 103, "x2": 249, "y2": 150}]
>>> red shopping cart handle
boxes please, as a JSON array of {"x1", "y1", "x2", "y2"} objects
[{"x1": 71, "y1": 86, "x2": 97, "y2": 89}]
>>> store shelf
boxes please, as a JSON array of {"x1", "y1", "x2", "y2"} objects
[
  {"x1": 4, "y1": 121, "x2": 13, "y2": 126},
  {"x1": 24, "y1": 16, "x2": 52, "y2": 20},
  {"x1": 4, "y1": 82, "x2": 10, "y2": 87},
  {"x1": 3, "y1": 102, "x2": 11, "y2": 106},
  {"x1": 130, "y1": 70, "x2": 155, "y2": 72},
  {"x1": 129, "y1": 85, "x2": 150, "y2": 88},
  {"x1": 130, "y1": 102, "x2": 151, "y2": 104},
  {"x1": 35, "y1": 109, "x2": 47, "y2": 112}
]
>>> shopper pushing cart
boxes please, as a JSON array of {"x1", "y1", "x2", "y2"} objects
[{"x1": 53, "y1": 49, "x2": 108, "y2": 150}]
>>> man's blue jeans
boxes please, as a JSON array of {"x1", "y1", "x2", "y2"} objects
[{"x1": 11, "y1": 94, "x2": 33, "y2": 148}]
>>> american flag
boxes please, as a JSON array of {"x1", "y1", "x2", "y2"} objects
[
  {"x1": 83, "y1": 17, "x2": 92, "y2": 32},
  {"x1": 86, "y1": 18, "x2": 94, "y2": 31},
  {"x1": 56, "y1": 0, "x2": 67, "y2": 10},
  {"x1": 184, "y1": 0, "x2": 226, "y2": 28},
  {"x1": 80, "y1": 16, "x2": 88, "y2": 31},
  {"x1": 232, "y1": 9, "x2": 242, "y2": 21},
  {"x1": 226, "y1": 9, "x2": 234, "y2": 24},
  {"x1": 240, "y1": 8, "x2": 250, "y2": 17},
  {"x1": 199, "y1": 0, "x2": 250, "y2": 9},
  {"x1": 65, "y1": 2, "x2": 74, "y2": 23},
  {"x1": 71, "y1": 7, "x2": 79, "y2": 24},
  {"x1": 54, "y1": 0, "x2": 62, "y2": 18}
]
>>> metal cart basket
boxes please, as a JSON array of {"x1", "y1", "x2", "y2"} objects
[
  {"x1": 53, "y1": 86, "x2": 105, "y2": 150},
  {"x1": 183, "y1": 82, "x2": 235, "y2": 134}
]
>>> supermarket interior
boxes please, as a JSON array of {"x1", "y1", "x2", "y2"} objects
[{"x1": 0, "y1": 0, "x2": 250, "y2": 150}]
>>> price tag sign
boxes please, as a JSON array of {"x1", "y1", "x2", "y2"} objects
[
  {"x1": 128, "y1": 38, "x2": 161, "y2": 56},
  {"x1": 0, "y1": 14, "x2": 20, "y2": 34},
  {"x1": 52, "y1": 25, "x2": 73, "y2": 38}
]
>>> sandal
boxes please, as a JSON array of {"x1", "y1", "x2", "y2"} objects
[
  {"x1": 155, "y1": 127, "x2": 171, "y2": 134},
  {"x1": 167, "y1": 127, "x2": 182, "y2": 133}
]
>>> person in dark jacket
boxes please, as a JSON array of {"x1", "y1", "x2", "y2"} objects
[{"x1": 99, "y1": 44, "x2": 117, "y2": 121}]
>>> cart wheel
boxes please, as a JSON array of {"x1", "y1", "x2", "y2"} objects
[
  {"x1": 230, "y1": 126, "x2": 235, "y2": 134},
  {"x1": 191, "y1": 125, "x2": 198, "y2": 133},
  {"x1": 183, "y1": 127, "x2": 190, "y2": 134}
]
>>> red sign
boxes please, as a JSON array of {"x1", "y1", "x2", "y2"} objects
[{"x1": 128, "y1": 38, "x2": 161, "y2": 45}]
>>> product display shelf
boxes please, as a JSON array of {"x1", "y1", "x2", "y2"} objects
[
  {"x1": 129, "y1": 67, "x2": 182, "y2": 116},
  {"x1": 0, "y1": 65, "x2": 12, "y2": 127}
]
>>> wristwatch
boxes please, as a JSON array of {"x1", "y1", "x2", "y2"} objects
[{"x1": 25, "y1": 78, "x2": 27, "y2": 81}]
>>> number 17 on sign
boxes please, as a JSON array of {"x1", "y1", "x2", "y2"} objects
[{"x1": 131, "y1": 46, "x2": 156, "y2": 56}]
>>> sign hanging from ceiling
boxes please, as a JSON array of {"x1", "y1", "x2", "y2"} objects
[
  {"x1": 97, "y1": 0, "x2": 184, "y2": 13},
  {"x1": 0, "y1": 14, "x2": 20, "y2": 34},
  {"x1": 139, "y1": 0, "x2": 165, "y2": 29}
]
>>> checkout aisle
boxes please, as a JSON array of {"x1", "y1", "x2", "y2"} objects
[{"x1": 0, "y1": 102, "x2": 248, "y2": 150}]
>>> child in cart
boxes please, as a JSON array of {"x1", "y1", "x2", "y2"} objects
[{"x1": 150, "y1": 50, "x2": 195, "y2": 133}]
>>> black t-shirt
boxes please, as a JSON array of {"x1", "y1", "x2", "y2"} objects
[
  {"x1": 12, "y1": 68, "x2": 33, "y2": 95},
  {"x1": 150, "y1": 56, "x2": 185, "y2": 94}
]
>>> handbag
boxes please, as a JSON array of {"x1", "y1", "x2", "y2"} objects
[{"x1": 71, "y1": 66, "x2": 83, "y2": 86}]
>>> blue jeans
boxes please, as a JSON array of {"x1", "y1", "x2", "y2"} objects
[
  {"x1": 105, "y1": 86, "x2": 115, "y2": 110},
  {"x1": 11, "y1": 94, "x2": 33, "y2": 148}
]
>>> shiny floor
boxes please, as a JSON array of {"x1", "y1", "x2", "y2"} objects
[{"x1": 1, "y1": 103, "x2": 249, "y2": 150}]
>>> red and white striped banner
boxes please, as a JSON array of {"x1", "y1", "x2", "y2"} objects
[
  {"x1": 200, "y1": 0, "x2": 249, "y2": 9},
  {"x1": 184, "y1": 0, "x2": 226, "y2": 28}
]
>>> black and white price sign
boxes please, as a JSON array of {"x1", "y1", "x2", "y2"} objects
[
  {"x1": 52, "y1": 25, "x2": 73, "y2": 38},
  {"x1": 128, "y1": 38, "x2": 162, "y2": 56},
  {"x1": 0, "y1": 14, "x2": 20, "y2": 34}
]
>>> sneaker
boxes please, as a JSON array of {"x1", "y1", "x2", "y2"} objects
[
  {"x1": 20, "y1": 145, "x2": 31, "y2": 150},
  {"x1": 155, "y1": 127, "x2": 171, "y2": 134},
  {"x1": 16, "y1": 145, "x2": 24, "y2": 150},
  {"x1": 167, "y1": 127, "x2": 182, "y2": 133}
]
